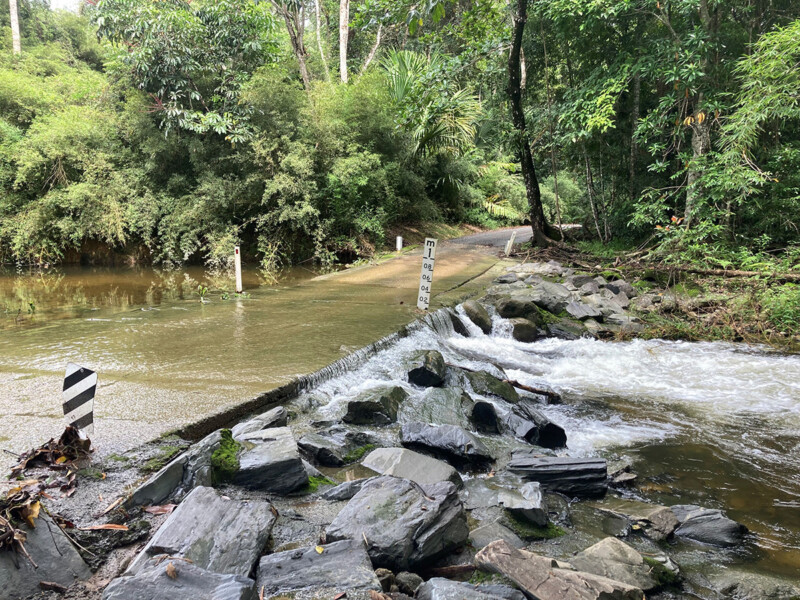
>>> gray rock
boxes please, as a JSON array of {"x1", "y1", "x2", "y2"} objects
[
  {"x1": 609, "y1": 280, "x2": 638, "y2": 298},
  {"x1": 547, "y1": 318, "x2": 587, "y2": 340},
  {"x1": 362, "y1": 447, "x2": 462, "y2": 487},
  {"x1": 127, "y1": 486, "x2": 275, "y2": 577},
  {"x1": 712, "y1": 570, "x2": 800, "y2": 600},
  {"x1": 417, "y1": 578, "x2": 521, "y2": 600},
  {"x1": 234, "y1": 427, "x2": 309, "y2": 494},
  {"x1": 605, "y1": 313, "x2": 645, "y2": 333},
  {"x1": 400, "y1": 387, "x2": 475, "y2": 430},
  {"x1": 375, "y1": 568, "x2": 395, "y2": 592},
  {"x1": 495, "y1": 297, "x2": 542, "y2": 322},
  {"x1": 566, "y1": 301, "x2": 603, "y2": 321},
  {"x1": 475, "y1": 540, "x2": 644, "y2": 600},
  {"x1": 509, "y1": 317, "x2": 541, "y2": 343},
  {"x1": 448, "y1": 310, "x2": 471, "y2": 337},
  {"x1": 469, "y1": 520, "x2": 526, "y2": 550},
  {"x1": 463, "y1": 300, "x2": 493, "y2": 334},
  {"x1": 508, "y1": 452, "x2": 608, "y2": 497},
  {"x1": 498, "y1": 482, "x2": 547, "y2": 527},
  {"x1": 256, "y1": 540, "x2": 380, "y2": 596},
  {"x1": 570, "y1": 537, "x2": 660, "y2": 591},
  {"x1": 302, "y1": 458, "x2": 324, "y2": 479},
  {"x1": 595, "y1": 275, "x2": 608, "y2": 286},
  {"x1": 494, "y1": 273, "x2": 519, "y2": 284},
  {"x1": 585, "y1": 293, "x2": 627, "y2": 317},
  {"x1": 472, "y1": 400, "x2": 501, "y2": 434},
  {"x1": 592, "y1": 499, "x2": 679, "y2": 541},
  {"x1": 401, "y1": 422, "x2": 493, "y2": 467},
  {"x1": 512, "y1": 261, "x2": 564, "y2": 276},
  {"x1": 0, "y1": 514, "x2": 91, "y2": 600},
  {"x1": 526, "y1": 281, "x2": 573, "y2": 313},
  {"x1": 464, "y1": 370, "x2": 520, "y2": 403},
  {"x1": 507, "y1": 400, "x2": 567, "y2": 448},
  {"x1": 231, "y1": 406, "x2": 288, "y2": 439},
  {"x1": 343, "y1": 385, "x2": 408, "y2": 425},
  {"x1": 408, "y1": 350, "x2": 447, "y2": 387},
  {"x1": 396, "y1": 571, "x2": 425, "y2": 595},
  {"x1": 579, "y1": 280, "x2": 601, "y2": 295},
  {"x1": 321, "y1": 477, "x2": 377, "y2": 501},
  {"x1": 298, "y1": 427, "x2": 379, "y2": 467},
  {"x1": 326, "y1": 476, "x2": 469, "y2": 570},
  {"x1": 566, "y1": 275, "x2": 597, "y2": 288},
  {"x1": 104, "y1": 559, "x2": 256, "y2": 600},
  {"x1": 671, "y1": 504, "x2": 747, "y2": 547}
]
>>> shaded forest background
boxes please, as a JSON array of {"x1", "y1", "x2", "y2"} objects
[{"x1": 1, "y1": 0, "x2": 799, "y2": 273}]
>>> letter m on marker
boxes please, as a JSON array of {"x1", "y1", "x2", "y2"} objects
[{"x1": 62, "y1": 363, "x2": 97, "y2": 435}]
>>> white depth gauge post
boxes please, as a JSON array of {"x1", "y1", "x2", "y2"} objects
[
  {"x1": 234, "y1": 246, "x2": 243, "y2": 294},
  {"x1": 417, "y1": 238, "x2": 438, "y2": 310}
]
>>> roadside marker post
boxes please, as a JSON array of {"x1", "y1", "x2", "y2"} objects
[
  {"x1": 417, "y1": 238, "x2": 438, "y2": 311},
  {"x1": 504, "y1": 231, "x2": 517, "y2": 256},
  {"x1": 62, "y1": 363, "x2": 97, "y2": 435},
  {"x1": 396, "y1": 236, "x2": 403, "y2": 252},
  {"x1": 234, "y1": 246, "x2": 243, "y2": 294}
]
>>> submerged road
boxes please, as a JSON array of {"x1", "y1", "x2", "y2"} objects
[{"x1": 0, "y1": 227, "x2": 529, "y2": 463}]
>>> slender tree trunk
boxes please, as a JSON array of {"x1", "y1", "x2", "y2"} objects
[
  {"x1": 509, "y1": 0, "x2": 550, "y2": 247},
  {"x1": 274, "y1": 2, "x2": 311, "y2": 89},
  {"x1": 541, "y1": 20, "x2": 563, "y2": 239},
  {"x1": 314, "y1": 0, "x2": 330, "y2": 81},
  {"x1": 9, "y1": 0, "x2": 21, "y2": 55},
  {"x1": 339, "y1": 0, "x2": 349, "y2": 83},
  {"x1": 584, "y1": 150, "x2": 603, "y2": 242},
  {"x1": 520, "y1": 47, "x2": 527, "y2": 90},
  {"x1": 629, "y1": 72, "x2": 640, "y2": 199},
  {"x1": 361, "y1": 24, "x2": 382, "y2": 74}
]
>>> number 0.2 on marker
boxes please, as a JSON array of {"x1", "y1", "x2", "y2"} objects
[{"x1": 417, "y1": 238, "x2": 438, "y2": 310}]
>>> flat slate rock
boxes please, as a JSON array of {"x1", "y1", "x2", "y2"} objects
[
  {"x1": 506, "y1": 401, "x2": 567, "y2": 448},
  {"x1": 591, "y1": 498, "x2": 679, "y2": 541},
  {"x1": 231, "y1": 406, "x2": 288, "y2": 439},
  {"x1": 362, "y1": 447, "x2": 462, "y2": 486},
  {"x1": 475, "y1": 540, "x2": 644, "y2": 600},
  {"x1": 464, "y1": 370, "x2": 520, "y2": 403},
  {"x1": 566, "y1": 301, "x2": 603, "y2": 321},
  {"x1": 1, "y1": 514, "x2": 91, "y2": 600},
  {"x1": 103, "y1": 559, "x2": 256, "y2": 600},
  {"x1": 343, "y1": 386, "x2": 408, "y2": 425},
  {"x1": 127, "y1": 486, "x2": 275, "y2": 577},
  {"x1": 234, "y1": 427, "x2": 308, "y2": 494},
  {"x1": 400, "y1": 422, "x2": 493, "y2": 467},
  {"x1": 570, "y1": 537, "x2": 660, "y2": 591},
  {"x1": 671, "y1": 504, "x2": 747, "y2": 547},
  {"x1": 497, "y1": 482, "x2": 547, "y2": 526},
  {"x1": 298, "y1": 427, "x2": 378, "y2": 467},
  {"x1": 508, "y1": 452, "x2": 608, "y2": 497},
  {"x1": 469, "y1": 520, "x2": 526, "y2": 550},
  {"x1": 321, "y1": 477, "x2": 377, "y2": 501},
  {"x1": 417, "y1": 578, "x2": 525, "y2": 600},
  {"x1": 256, "y1": 539, "x2": 380, "y2": 596},
  {"x1": 326, "y1": 476, "x2": 469, "y2": 570}
]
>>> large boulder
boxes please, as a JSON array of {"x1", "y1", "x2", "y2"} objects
[
  {"x1": 495, "y1": 297, "x2": 542, "y2": 323},
  {"x1": 503, "y1": 401, "x2": 567, "y2": 448},
  {"x1": 472, "y1": 400, "x2": 501, "y2": 434},
  {"x1": 400, "y1": 422, "x2": 493, "y2": 467},
  {"x1": 343, "y1": 386, "x2": 408, "y2": 425},
  {"x1": 464, "y1": 370, "x2": 520, "y2": 403},
  {"x1": 671, "y1": 504, "x2": 747, "y2": 547},
  {"x1": 400, "y1": 387, "x2": 475, "y2": 430},
  {"x1": 417, "y1": 578, "x2": 526, "y2": 600},
  {"x1": 256, "y1": 540, "x2": 380, "y2": 597},
  {"x1": 570, "y1": 537, "x2": 663, "y2": 592},
  {"x1": 463, "y1": 300, "x2": 493, "y2": 334},
  {"x1": 103, "y1": 559, "x2": 256, "y2": 600},
  {"x1": 362, "y1": 447, "x2": 462, "y2": 487},
  {"x1": 326, "y1": 476, "x2": 469, "y2": 571},
  {"x1": 231, "y1": 406, "x2": 288, "y2": 439},
  {"x1": 126, "y1": 486, "x2": 275, "y2": 577},
  {"x1": 565, "y1": 301, "x2": 603, "y2": 321},
  {"x1": 321, "y1": 477, "x2": 377, "y2": 501},
  {"x1": 1, "y1": 513, "x2": 91, "y2": 600},
  {"x1": 509, "y1": 317, "x2": 541, "y2": 343},
  {"x1": 475, "y1": 540, "x2": 645, "y2": 600},
  {"x1": 526, "y1": 281, "x2": 573, "y2": 314},
  {"x1": 298, "y1": 427, "x2": 378, "y2": 467},
  {"x1": 408, "y1": 350, "x2": 447, "y2": 387},
  {"x1": 508, "y1": 452, "x2": 607, "y2": 497},
  {"x1": 234, "y1": 427, "x2": 308, "y2": 494}
]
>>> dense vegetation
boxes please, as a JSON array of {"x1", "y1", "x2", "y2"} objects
[{"x1": 1, "y1": 0, "x2": 799, "y2": 273}]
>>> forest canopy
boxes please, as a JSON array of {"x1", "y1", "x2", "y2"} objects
[{"x1": 1, "y1": 0, "x2": 799, "y2": 272}]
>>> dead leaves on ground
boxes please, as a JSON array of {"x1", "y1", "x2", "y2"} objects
[
  {"x1": 10, "y1": 426, "x2": 92, "y2": 478},
  {"x1": 143, "y1": 504, "x2": 176, "y2": 516}
]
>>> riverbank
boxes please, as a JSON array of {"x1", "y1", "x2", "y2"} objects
[{"x1": 4, "y1": 256, "x2": 799, "y2": 600}]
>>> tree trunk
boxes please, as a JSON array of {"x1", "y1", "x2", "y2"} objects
[
  {"x1": 361, "y1": 24, "x2": 382, "y2": 74},
  {"x1": 629, "y1": 72, "x2": 640, "y2": 199},
  {"x1": 339, "y1": 0, "x2": 349, "y2": 83},
  {"x1": 509, "y1": 0, "x2": 550, "y2": 247},
  {"x1": 274, "y1": 2, "x2": 311, "y2": 89},
  {"x1": 541, "y1": 20, "x2": 563, "y2": 239},
  {"x1": 584, "y1": 150, "x2": 604, "y2": 242},
  {"x1": 9, "y1": 0, "x2": 21, "y2": 55},
  {"x1": 314, "y1": 0, "x2": 330, "y2": 81},
  {"x1": 685, "y1": 113, "x2": 711, "y2": 226}
]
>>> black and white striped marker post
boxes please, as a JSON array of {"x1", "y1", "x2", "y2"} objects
[{"x1": 62, "y1": 363, "x2": 97, "y2": 435}]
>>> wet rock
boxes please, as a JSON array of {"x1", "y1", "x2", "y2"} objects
[
  {"x1": 506, "y1": 400, "x2": 567, "y2": 448},
  {"x1": 326, "y1": 476, "x2": 469, "y2": 570},
  {"x1": 401, "y1": 422, "x2": 493, "y2": 467},
  {"x1": 463, "y1": 300, "x2": 493, "y2": 334},
  {"x1": 1, "y1": 513, "x2": 91, "y2": 600},
  {"x1": 343, "y1": 386, "x2": 408, "y2": 425},
  {"x1": 448, "y1": 310, "x2": 471, "y2": 337},
  {"x1": 362, "y1": 447, "x2": 462, "y2": 487},
  {"x1": 127, "y1": 486, "x2": 275, "y2": 578},
  {"x1": 713, "y1": 570, "x2": 800, "y2": 600},
  {"x1": 509, "y1": 317, "x2": 541, "y2": 342},
  {"x1": 464, "y1": 370, "x2": 520, "y2": 403},
  {"x1": 302, "y1": 458, "x2": 324, "y2": 479},
  {"x1": 592, "y1": 499, "x2": 679, "y2": 541},
  {"x1": 321, "y1": 477, "x2": 377, "y2": 501},
  {"x1": 476, "y1": 540, "x2": 644, "y2": 600},
  {"x1": 298, "y1": 427, "x2": 379, "y2": 467},
  {"x1": 396, "y1": 571, "x2": 424, "y2": 595},
  {"x1": 671, "y1": 504, "x2": 747, "y2": 547},
  {"x1": 547, "y1": 318, "x2": 587, "y2": 340},
  {"x1": 566, "y1": 300, "x2": 603, "y2": 321},
  {"x1": 103, "y1": 559, "x2": 256, "y2": 600},
  {"x1": 469, "y1": 520, "x2": 526, "y2": 550},
  {"x1": 472, "y1": 400, "x2": 500, "y2": 434},
  {"x1": 417, "y1": 578, "x2": 523, "y2": 600},
  {"x1": 498, "y1": 482, "x2": 547, "y2": 527},
  {"x1": 234, "y1": 427, "x2": 308, "y2": 494},
  {"x1": 256, "y1": 539, "x2": 380, "y2": 596},
  {"x1": 231, "y1": 406, "x2": 288, "y2": 439},
  {"x1": 376, "y1": 567, "x2": 395, "y2": 592},
  {"x1": 408, "y1": 350, "x2": 447, "y2": 387},
  {"x1": 495, "y1": 297, "x2": 542, "y2": 323},
  {"x1": 508, "y1": 452, "x2": 608, "y2": 497},
  {"x1": 570, "y1": 537, "x2": 661, "y2": 591},
  {"x1": 400, "y1": 387, "x2": 475, "y2": 430}
]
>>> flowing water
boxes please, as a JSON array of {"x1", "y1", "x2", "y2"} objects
[{"x1": 289, "y1": 308, "x2": 800, "y2": 585}]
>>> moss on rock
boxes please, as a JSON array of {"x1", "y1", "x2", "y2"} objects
[{"x1": 211, "y1": 429, "x2": 241, "y2": 484}]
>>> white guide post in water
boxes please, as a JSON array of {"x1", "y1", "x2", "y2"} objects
[
  {"x1": 417, "y1": 238, "x2": 438, "y2": 310},
  {"x1": 396, "y1": 236, "x2": 403, "y2": 252},
  {"x1": 234, "y1": 246, "x2": 243, "y2": 294},
  {"x1": 504, "y1": 231, "x2": 517, "y2": 256}
]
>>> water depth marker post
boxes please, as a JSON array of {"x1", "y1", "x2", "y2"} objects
[
  {"x1": 62, "y1": 363, "x2": 97, "y2": 435},
  {"x1": 234, "y1": 246, "x2": 243, "y2": 294},
  {"x1": 417, "y1": 238, "x2": 438, "y2": 311},
  {"x1": 504, "y1": 231, "x2": 517, "y2": 256}
]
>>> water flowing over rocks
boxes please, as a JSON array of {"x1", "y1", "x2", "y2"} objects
[
  {"x1": 325, "y1": 475, "x2": 469, "y2": 570},
  {"x1": 343, "y1": 385, "x2": 408, "y2": 425},
  {"x1": 407, "y1": 350, "x2": 448, "y2": 387},
  {"x1": 463, "y1": 299, "x2": 493, "y2": 333}
]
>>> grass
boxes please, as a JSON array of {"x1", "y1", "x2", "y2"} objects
[
  {"x1": 643, "y1": 556, "x2": 681, "y2": 587},
  {"x1": 343, "y1": 443, "x2": 377, "y2": 464},
  {"x1": 210, "y1": 429, "x2": 241, "y2": 484},
  {"x1": 503, "y1": 512, "x2": 566, "y2": 541}
]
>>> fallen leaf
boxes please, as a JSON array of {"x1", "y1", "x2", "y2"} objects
[
  {"x1": 144, "y1": 504, "x2": 176, "y2": 515},
  {"x1": 79, "y1": 524, "x2": 129, "y2": 531},
  {"x1": 21, "y1": 501, "x2": 41, "y2": 528},
  {"x1": 259, "y1": 585, "x2": 265, "y2": 600},
  {"x1": 55, "y1": 456, "x2": 68, "y2": 464},
  {"x1": 165, "y1": 562, "x2": 178, "y2": 579},
  {"x1": 100, "y1": 497, "x2": 124, "y2": 516},
  {"x1": 315, "y1": 545, "x2": 324, "y2": 554}
]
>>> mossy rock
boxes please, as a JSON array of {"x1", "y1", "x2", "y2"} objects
[
  {"x1": 210, "y1": 429, "x2": 241, "y2": 484},
  {"x1": 643, "y1": 557, "x2": 681, "y2": 588},
  {"x1": 502, "y1": 511, "x2": 566, "y2": 541},
  {"x1": 302, "y1": 475, "x2": 335, "y2": 494},
  {"x1": 465, "y1": 370, "x2": 519, "y2": 403}
]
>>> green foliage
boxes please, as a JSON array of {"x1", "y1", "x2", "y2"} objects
[
  {"x1": 503, "y1": 512, "x2": 566, "y2": 541},
  {"x1": 210, "y1": 429, "x2": 241, "y2": 484},
  {"x1": 761, "y1": 284, "x2": 800, "y2": 331}
]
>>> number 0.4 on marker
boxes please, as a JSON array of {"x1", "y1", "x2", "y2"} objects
[{"x1": 417, "y1": 238, "x2": 438, "y2": 311}]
